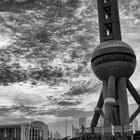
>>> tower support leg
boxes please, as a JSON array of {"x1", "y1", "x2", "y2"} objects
[
  {"x1": 103, "y1": 76, "x2": 115, "y2": 140},
  {"x1": 91, "y1": 90, "x2": 104, "y2": 128},
  {"x1": 127, "y1": 79, "x2": 140, "y2": 105},
  {"x1": 113, "y1": 79, "x2": 120, "y2": 125},
  {"x1": 118, "y1": 78, "x2": 129, "y2": 125},
  {"x1": 104, "y1": 76, "x2": 115, "y2": 126},
  {"x1": 91, "y1": 81, "x2": 107, "y2": 133},
  {"x1": 118, "y1": 78, "x2": 129, "y2": 140}
]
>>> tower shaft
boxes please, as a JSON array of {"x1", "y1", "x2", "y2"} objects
[{"x1": 97, "y1": 0, "x2": 121, "y2": 42}]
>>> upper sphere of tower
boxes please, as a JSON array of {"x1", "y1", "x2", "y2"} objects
[{"x1": 91, "y1": 40, "x2": 136, "y2": 80}]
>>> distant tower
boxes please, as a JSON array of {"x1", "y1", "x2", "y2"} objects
[
  {"x1": 79, "y1": 117, "x2": 86, "y2": 129},
  {"x1": 91, "y1": 0, "x2": 140, "y2": 140},
  {"x1": 50, "y1": 131, "x2": 53, "y2": 140}
]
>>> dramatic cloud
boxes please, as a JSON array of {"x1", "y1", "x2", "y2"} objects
[{"x1": 57, "y1": 101, "x2": 81, "y2": 106}]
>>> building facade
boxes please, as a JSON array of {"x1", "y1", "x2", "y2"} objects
[{"x1": 0, "y1": 121, "x2": 49, "y2": 140}]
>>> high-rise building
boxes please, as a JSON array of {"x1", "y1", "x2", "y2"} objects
[{"x1": 79, "y1": 117, "x2": 86, "y2": 129}]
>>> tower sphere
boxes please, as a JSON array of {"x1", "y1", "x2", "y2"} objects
[{"x1": 91, "y1": 40, "x2": 136, "y2": 80}]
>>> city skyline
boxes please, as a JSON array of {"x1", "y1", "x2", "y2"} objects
[{"x1": 0, "y1": 0, "x2": 140, "y2": 137}]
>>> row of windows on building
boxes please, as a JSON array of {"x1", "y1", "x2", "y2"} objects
[{"x1": 0, "y1": 127, "x2": 44, "y2": 140}]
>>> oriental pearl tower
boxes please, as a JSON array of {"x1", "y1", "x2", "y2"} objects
[{"x1": 91, "y1": 0, "x2": 140, "y2": 139}]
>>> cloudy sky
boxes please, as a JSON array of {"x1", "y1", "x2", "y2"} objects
[{"x1": 0, "y1": 0, "x2": 140, "y2": 137}]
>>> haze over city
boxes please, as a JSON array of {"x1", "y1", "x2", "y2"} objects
[{"x1": 0, "y1": 0, "x2": 140, "y2": 137}]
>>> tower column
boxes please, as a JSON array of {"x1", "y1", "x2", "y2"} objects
[
  {"x1": 118, "y1": 78, "x2": 129, "y2": 125},
  {"x1": 104, "y1": 76, "x2": 115, "y2": 126},
  {"x1": 103, "y1": 76, "x2": 115, "y2": 140}
]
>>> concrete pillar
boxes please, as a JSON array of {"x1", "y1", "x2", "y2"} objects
[
  {"x1": 27, "y1": 127, "x2": 30, "y2": 140},
  {"x1": 103, "y1": 80, "x2": 108, "y2": 101},
  {"x1": 103, "y1": 76, "x2": 115, "y2": 140},
  {"x1": 113, "y1": 79, "x2": 121, "y2": 125},
  {"x1": 14, "y1": 128, "x2": 16, "y2": 138},
  {"x1": 104, "y1": 76, "x2": 115, "y2": 126},
  {"x1": 117, "y1": 78, "x2": 129, "y2": 140},
  {"x1": 118, "y1": 78, "x2": 129, "y2": 125},
  {"x1": 21, "y1": 125, "x2": 25, "y2": 140}
]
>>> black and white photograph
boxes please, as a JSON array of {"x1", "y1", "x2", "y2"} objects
[{"x1": 0, "y1": 0, "x2": 140, "y2": 140}]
